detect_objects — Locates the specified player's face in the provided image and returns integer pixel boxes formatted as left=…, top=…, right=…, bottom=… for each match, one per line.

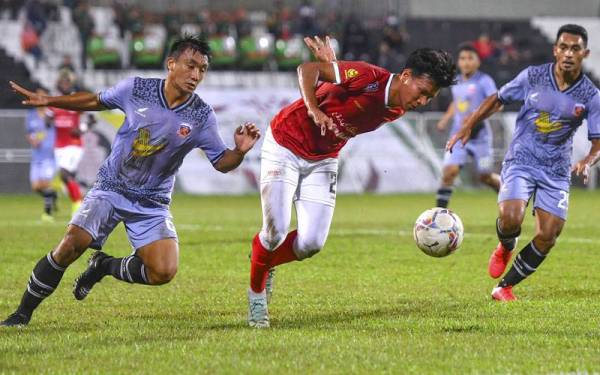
left=457, top=50, right=480, bottom=76
left=398, top=71, right=440, bottom=111
left=167, top=48, right=209, bottom=94
left=553, top=33, right=589, bottom=73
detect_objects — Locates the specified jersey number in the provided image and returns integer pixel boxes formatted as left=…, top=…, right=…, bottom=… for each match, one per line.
left=329, top=172, right=337, bottom=195
left=557, top=191, right=569, bottom=210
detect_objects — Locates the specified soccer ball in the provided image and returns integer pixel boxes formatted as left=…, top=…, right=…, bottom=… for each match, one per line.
left=413, top=208, right=464, bottom=257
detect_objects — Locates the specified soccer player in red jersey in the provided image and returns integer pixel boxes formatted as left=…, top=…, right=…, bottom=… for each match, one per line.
left=51, top=70, right=85, bottom=213
left=247, top=37, right=456, bottom=328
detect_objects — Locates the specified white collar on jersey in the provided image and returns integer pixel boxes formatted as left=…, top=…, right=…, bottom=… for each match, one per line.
left=384, top=74, right=394, bottom=108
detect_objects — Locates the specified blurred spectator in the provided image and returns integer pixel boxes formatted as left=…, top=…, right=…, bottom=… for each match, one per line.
left=1, top=0, right=21, bottom=20
left=342, top=14, right=370, bottom=61
left=377, top=41, right=405, bottom=72
left=472, top=33, right=497, bottom=62
left=112, top=1, right=129, bottom=38
left=163, top=5, right=182, bottom=40
left=498, top=33, right=519, bottom=66
left=296, top=0, right=319, bottom=36
left=21, top=21, right=42, bottom=66
left=58, top=54, right=75, bottom=72
left=382, top=15, right=409, bottom=54
left=127, top=6, right=145, bottom=36
left=267, top=2, right=293, bottom=40
left=25, top=0, right=47, bottom=35
left=233, top=7, right=252, bottom=38
left=72, top=1, right=94, bottom=69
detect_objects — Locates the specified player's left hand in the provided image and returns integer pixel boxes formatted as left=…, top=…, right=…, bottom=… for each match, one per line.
left=304, top=35, right=337, bottom=63
left=446, top=126, right=471, bottom=152
left=234, top=122, right=261, bottom=154
left=572, top=159, right=591, bottom=184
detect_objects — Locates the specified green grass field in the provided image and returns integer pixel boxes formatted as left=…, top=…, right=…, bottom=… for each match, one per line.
left=1, top=191, right=600, bottom=374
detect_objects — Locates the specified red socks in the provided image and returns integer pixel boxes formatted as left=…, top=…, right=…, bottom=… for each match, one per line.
left=250, top=234, right=271, bottom=293
left=270, top=231, right=298, bottom=267
left=65, top=178, right=82, bottom=202
left=249, top=230, right=298, bottom=293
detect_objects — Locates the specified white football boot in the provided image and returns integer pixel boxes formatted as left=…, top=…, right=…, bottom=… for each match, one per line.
left=247, top=288, right=270, bottom=328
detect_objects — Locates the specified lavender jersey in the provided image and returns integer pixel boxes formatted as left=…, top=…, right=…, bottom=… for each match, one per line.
left=26, top=109, right=55, bottom=162
left=96, top=77, right=227, bottom=206
left=498, top=63, right=600, bottom=179
left=450, top=71, right=497, bottom=136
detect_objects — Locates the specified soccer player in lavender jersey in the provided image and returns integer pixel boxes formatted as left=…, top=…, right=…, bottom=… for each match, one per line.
left=435, top=44, right=500, bottom=208
left=25, top=87, right=58, bottom=221
left=1, top=35, right=261, bottom=327
left=448, top=24, right=600, bottom=301
left=247, top=36, right=456, bottom=328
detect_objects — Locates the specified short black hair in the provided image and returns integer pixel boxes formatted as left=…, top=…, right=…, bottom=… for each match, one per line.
left=556, top=24, right=588, bottom=47
left=403, top=48, right=457, bottom=88
left=167, top=34, right=212, bottom=62
left=457, top=43, right=479, bottom=56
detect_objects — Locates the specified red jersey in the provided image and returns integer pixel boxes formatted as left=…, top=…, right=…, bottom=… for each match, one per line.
left=50, top=107, right=82, bottom=148
left=271, top=61, right=405, bottom=160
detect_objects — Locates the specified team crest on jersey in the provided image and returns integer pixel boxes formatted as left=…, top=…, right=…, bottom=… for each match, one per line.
left=177, top=123, right=192, bottom=138
left=345, top=69, right=359, bottom=79
left=467, top=84, right=477, bottom=94
left=573, top=103, right=585, bottom=118
left=364, top=82, right=379, bottom=92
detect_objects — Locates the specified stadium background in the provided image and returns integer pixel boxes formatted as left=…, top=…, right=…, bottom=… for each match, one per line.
left=1, top=0, right=600, bottom=196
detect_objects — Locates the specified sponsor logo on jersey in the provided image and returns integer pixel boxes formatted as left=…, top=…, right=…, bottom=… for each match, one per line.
left=456, top=100, right=470, bottom=113
left=130, top=128, right=167, bottom=157
left=177, top=123, right=192, bottom=138
left=135, top=107, right=148, bottom=117
left=535, top=111, right=562, bottom=134
left=344, top=69, right=359, bottom=79
left=364, top=82, right=379, bottom=92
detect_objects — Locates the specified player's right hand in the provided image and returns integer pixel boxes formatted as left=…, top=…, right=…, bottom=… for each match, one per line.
left=308, top=108, right=336, bottom=136
left=9, top=81, right=49, bottom=106
left=445, top=126, right=471, bottom=152
left=304, top=35, right=337, bottom=63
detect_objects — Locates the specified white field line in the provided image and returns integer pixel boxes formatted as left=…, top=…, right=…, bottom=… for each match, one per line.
left=176, top=224, right=598, bottom=245
left=6, top=222, right=599, bottom=245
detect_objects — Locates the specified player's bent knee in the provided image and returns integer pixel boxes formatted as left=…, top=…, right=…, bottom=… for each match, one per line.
left=295, top=246, right=322, bottom=260
left=499, top=213, right=522, bottom=233
left=147, top=265, right=177, bottom=285
left=260, top=230, right=287, bottom=251
left=535, top=231, right=558, bottom=251
left=294, top=239, right=326, bottom=260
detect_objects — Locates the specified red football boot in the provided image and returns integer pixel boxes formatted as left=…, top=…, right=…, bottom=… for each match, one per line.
left=491, top=286, right=517, bottom=301
left=488, top=242, right=513, bottom=279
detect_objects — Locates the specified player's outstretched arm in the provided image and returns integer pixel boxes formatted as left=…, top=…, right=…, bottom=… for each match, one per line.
left=436, top=101, right=454, bottom=131
left=213, top=123, right=261, bottom=173
left=572, top=139, right=600, bottom=184
left=10, top=81, right=106, bottom=111
left=446, top=93, right=503, bottom=151
left=304, top=35, right=337, bottom=63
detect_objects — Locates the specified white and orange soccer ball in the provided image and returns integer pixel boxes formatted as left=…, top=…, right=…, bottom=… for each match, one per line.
left=413, top=208, right=464, bottom=257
